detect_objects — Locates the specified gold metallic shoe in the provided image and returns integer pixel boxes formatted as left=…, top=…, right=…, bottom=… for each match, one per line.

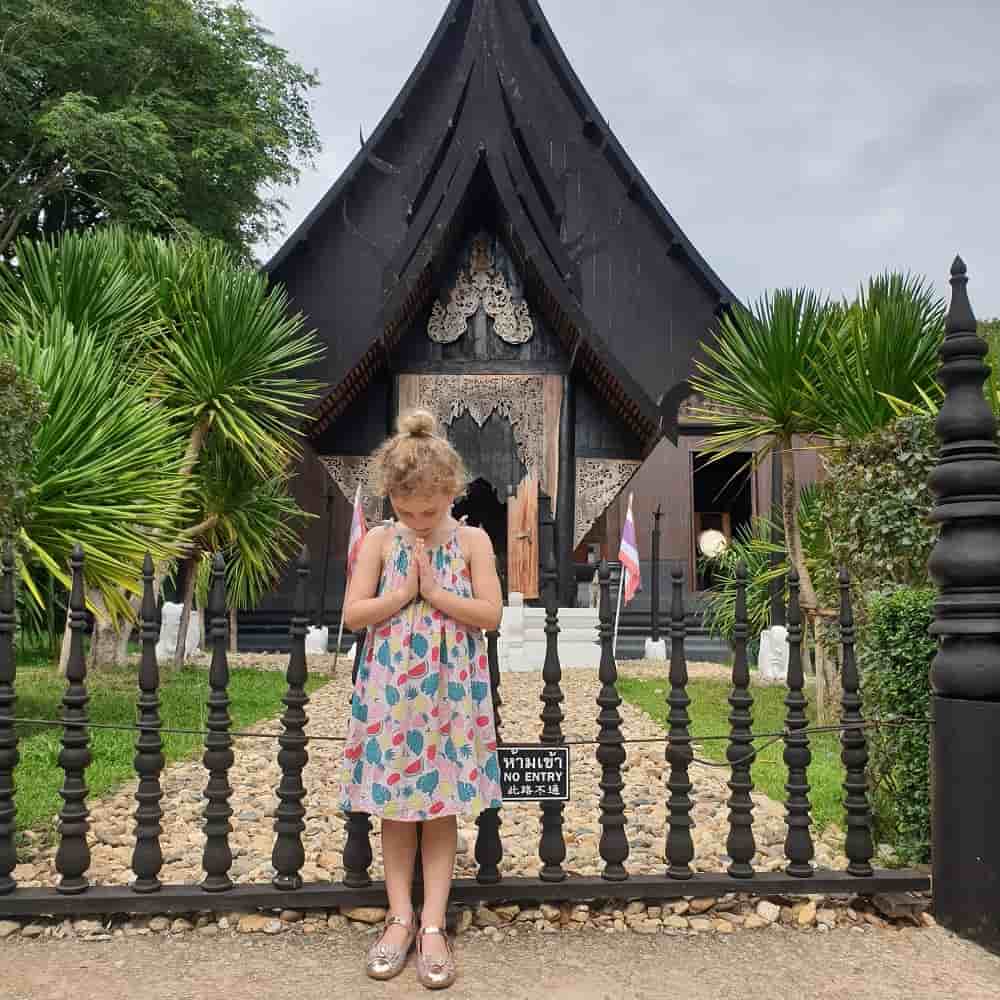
left=365, top=913, right=415, bottom=981
left=416, top=925, right=456, bottom=990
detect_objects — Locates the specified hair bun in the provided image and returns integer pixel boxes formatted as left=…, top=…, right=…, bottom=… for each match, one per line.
left=398, top=408, right=437, bottom=438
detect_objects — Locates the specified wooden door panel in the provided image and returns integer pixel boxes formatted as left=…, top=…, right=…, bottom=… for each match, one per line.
left=507, top=476, right=539, bottom=598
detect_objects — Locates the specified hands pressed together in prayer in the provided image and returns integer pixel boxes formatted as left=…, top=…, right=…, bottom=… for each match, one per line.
left=400, top=538, right=442, bottom=607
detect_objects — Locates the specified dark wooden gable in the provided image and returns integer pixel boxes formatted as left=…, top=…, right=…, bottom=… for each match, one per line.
left=266, top=0, right=735, bottom=450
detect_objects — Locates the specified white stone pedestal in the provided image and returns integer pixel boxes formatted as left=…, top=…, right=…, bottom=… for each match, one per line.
left=644, top=638, right=668, bottom=661
left=499, top=593, right=600, bottom=671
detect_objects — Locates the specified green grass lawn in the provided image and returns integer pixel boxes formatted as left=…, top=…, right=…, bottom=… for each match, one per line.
left=11, top=654, right=327, bottom=850
left=618, top=675, right=845, bottom=831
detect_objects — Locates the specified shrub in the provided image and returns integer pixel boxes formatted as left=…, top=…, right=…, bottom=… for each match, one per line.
left=862, top=587, right=934, bottom=864
left=819, top=413, right=938, bottom=601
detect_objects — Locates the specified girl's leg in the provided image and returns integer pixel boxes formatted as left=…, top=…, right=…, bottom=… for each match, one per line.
left=380, top=818, right=419, bottom=948
left=418, top=815, right=457, bottom=960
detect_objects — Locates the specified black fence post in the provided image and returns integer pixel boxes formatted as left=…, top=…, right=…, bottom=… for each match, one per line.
left=538, top=497, right=566, bottom=882
left=596, top=560, right=629, bottom=881
left=726, top=563, right=756, bottom=877
left=928, top=257, right=1000, bottom=950
left=0, top=544, right=17, bottom=895
left=272, top=548, right=311, bottom=891
left=201, top=553, right=234, bottom=892
left=782, top=570, right=814, bottom=877
left=665, top=566, right=694, bottom=879
left=56, top=544, right=91, bottom=894
left=344, top=630, right=373, bottom=888
left=838, top=568, right=873, bottom=877
left=131, top=553, right=164, bottom=893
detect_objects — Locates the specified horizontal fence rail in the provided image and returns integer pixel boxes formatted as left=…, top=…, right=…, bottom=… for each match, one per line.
left=0, top=519, right=930, bottom=918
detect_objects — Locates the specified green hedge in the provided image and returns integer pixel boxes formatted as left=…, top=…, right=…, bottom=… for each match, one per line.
left=863, top=587, right=935, bottom=865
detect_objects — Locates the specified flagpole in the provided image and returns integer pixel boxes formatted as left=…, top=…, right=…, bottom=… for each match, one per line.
left=613, top=562, right=625, bottom=659
left=613, top=492, right=633, bottom=659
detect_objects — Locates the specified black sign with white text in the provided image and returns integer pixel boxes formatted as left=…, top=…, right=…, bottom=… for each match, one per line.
left=498, top=745, right=570, bottom=802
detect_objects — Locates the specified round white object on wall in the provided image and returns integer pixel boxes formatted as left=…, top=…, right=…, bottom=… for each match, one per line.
left=698, top=528, right=729, bottom=559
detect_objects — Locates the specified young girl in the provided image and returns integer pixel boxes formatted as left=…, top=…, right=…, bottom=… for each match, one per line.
left=338, top=409, right=504, bottom=990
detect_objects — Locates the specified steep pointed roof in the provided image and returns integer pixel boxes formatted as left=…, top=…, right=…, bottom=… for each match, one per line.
left=267, top=0, right=735, bottom=449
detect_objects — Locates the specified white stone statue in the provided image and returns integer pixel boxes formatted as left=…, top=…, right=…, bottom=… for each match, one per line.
left=155, top=602, right=201, bottom=662
left=305, top=626, right=329, bottom=655
left=757, top=624, right=789, bottom=683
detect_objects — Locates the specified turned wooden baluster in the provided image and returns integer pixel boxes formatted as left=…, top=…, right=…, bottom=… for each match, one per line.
left=0, top=544, right=18, bottom=895
left=201, top=553, right=235, bottom=892
left=839, top=569, right=874, bottom=877
left=596, top=560, right=628, bottom=881
left=344, top=628, right=373, bottom=887
left=665, top=566, right=694, bottom=879
left=537, top=501, right=566, bottom=882
left=131, top=553, right=165, bottom=893
left=56, top=545, right=92, bottom=894
left=783, top=569, right=814, bottom=877
left=475, top=622, right=504, bottom=884
left=272, top=548, right=311, bottom=890
left=725, top=563, right=756, bottom=877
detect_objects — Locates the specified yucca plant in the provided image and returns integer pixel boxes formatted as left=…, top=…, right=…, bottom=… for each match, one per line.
left=0, top=228, right=163, bottom=366
left=689, top=288, right=836, bottom=617
left=805, top=273, right=945, bottom=441
left=172, top=437, right=310, bottom=665
left=151, top=240, right=328, bottom=481
left=1, top=314, right=190, bottom=652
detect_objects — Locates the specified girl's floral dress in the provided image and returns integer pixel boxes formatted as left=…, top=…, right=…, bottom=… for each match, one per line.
left=337, top=525, right=503, bottom=821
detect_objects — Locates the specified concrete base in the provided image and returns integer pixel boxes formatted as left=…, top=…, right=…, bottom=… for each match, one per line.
left=643, top=638, right=668, bottom=661
left=933, top=696, right=1000, bottom=954
left=498, top=593, right=600, bottom=672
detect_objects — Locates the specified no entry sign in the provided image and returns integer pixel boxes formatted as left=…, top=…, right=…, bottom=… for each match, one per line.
left=497, top=745, right=570, bottom=802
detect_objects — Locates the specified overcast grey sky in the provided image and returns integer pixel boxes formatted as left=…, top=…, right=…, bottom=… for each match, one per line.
left=244, top=0, right=1000, bottom=316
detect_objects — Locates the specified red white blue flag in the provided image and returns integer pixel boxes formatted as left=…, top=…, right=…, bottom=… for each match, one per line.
left=347, top=483, right=368, bottom=580
left=618, top=493, right=641, bottom=604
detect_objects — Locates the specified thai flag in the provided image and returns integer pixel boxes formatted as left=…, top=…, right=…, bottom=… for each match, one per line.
left=346, top=483, right=368, bottom=580
left=618, top=493, right=641, bottom=605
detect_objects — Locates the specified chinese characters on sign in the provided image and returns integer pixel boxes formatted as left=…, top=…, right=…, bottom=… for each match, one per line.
left=498, top=745, right=570, bottom=802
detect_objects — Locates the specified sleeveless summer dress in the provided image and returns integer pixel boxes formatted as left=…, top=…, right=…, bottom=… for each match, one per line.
left=337, top=526, right=504, bottom=821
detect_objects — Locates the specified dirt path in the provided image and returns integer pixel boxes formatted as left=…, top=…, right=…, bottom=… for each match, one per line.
left=6, top=924, right=999, bottom=1000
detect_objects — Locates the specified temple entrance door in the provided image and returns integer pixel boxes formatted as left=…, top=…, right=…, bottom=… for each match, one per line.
left=452, top=478, right=510, bottom=597
left=507, top=476, right=539, bottom=599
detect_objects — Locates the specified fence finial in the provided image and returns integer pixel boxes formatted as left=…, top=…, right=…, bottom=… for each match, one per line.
left=928, top=256, right=1000, bottom=949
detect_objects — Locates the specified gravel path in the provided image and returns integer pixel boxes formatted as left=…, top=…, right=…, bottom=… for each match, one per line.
left=6, top=924, right=999, bottom=1000
left=15, top=653, right=846, bottom=888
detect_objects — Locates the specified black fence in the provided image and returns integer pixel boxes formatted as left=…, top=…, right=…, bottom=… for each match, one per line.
left=0, top=501, right=929, bottom=918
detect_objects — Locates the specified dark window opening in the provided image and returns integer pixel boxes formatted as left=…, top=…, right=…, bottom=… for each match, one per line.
left=692, top=451, right=753, bottom=590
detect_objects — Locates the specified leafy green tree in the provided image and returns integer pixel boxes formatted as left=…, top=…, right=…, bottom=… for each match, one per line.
left=0, top=0, right=320, bottom=259
left=0, top=357, right=46, bottom=544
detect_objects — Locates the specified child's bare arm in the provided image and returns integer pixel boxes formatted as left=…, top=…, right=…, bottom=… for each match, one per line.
left=343, top=527, right=417, bottom=630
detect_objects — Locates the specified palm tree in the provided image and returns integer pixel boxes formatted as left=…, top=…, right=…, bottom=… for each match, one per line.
left=689, top=288, right=834, bottom=616
left=172, top=436, right=310, bottom=664
left=1, top=312, right=190, bottom=668
left=1, top=227, right=327, bottom=669
left=805, top=273, right=944, bottom=440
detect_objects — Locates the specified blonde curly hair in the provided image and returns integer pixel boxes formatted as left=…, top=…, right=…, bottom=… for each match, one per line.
left=371, top=409, right=468, bottom=498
